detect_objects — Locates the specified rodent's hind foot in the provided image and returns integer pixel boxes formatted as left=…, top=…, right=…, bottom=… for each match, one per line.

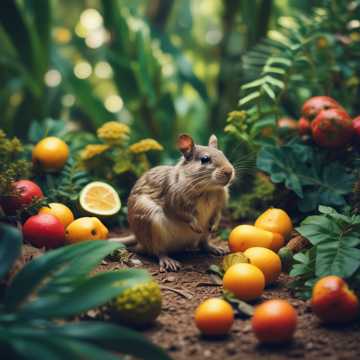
left=202, top=243, right=227, bottom=256
left=159, top=255, right=181, bottom=272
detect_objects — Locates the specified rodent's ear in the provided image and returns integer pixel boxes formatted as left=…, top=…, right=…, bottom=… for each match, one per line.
left=177, top=134, right=194, bottom=160
left=208, top=134, right=218, bottom=149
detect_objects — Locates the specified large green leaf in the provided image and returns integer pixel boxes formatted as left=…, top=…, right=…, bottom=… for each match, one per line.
left=4, top=241, right=121, bottom=310
left=49, top=322, right=170, bottom=360
left=296, top=207, right=360, bottom=279
left=18, top=269, right=150, bottom=319
left=0, top=224, right=22, bottom=280
left=257, top=141, right=355, bottom=212
left=6, top=322, right=170, bottom=360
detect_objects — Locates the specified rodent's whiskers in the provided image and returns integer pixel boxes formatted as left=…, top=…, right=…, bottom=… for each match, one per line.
left=184, top=174, right=211, bottom=195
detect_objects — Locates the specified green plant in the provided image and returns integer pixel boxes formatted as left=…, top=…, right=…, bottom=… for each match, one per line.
left=0, top=0, right=112, bottom=138
left=289, top=206, right=360, bottom=299
left=80, top=121, right=163, bottom=197
left=257, top=139, right=356, bottom=213
left=0, top=130, right=32, bottom=198
left=226, top=0, right=359, bottom=145
left=0, top=223, right=169, bottom=359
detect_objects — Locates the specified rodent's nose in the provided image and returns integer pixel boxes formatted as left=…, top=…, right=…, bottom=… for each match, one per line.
left=223, top=166, right=233, bottom=178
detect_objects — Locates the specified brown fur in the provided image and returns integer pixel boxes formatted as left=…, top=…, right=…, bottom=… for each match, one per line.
left=117, top=134, right=235, bottom=271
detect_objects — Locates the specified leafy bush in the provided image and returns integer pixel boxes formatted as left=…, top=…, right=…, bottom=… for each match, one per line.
left=0, top=223, right=169, bottom=359
left=257, top=139, right=356, bottom=212
left=289, top=206, right=360, bottom=299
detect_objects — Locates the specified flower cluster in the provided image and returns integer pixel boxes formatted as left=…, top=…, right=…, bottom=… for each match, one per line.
left=81, top=144, right=110, bottom=160
left=97, top=121, right=130, bottom=144
left=129, top=139, right=163, bottom=154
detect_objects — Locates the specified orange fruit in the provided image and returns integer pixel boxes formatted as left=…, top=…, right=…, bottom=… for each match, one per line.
left=252, top=299, right=297, bottom=343
left=32, top=136, right=69, bottom=171
left=244, top=247, right=282, bottom=285
left=311, top=276, right=359, bottom=324
left=228, top=225, right=283, bottom=252
left=255, top=208, right=293, bottom=240
left=223, top=263, right=265, bottom=301
left=39, top=202, right=74, bottom=228
left=194, top=298, right=234, bottom=336
left=65, top=217, right=109, bottom=244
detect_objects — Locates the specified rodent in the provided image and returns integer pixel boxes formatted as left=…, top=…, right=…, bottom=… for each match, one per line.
left=111, top=134, right=235, bottom=272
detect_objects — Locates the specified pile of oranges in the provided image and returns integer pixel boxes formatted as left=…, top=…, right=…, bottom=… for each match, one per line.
left=194, top=208, right=359, bottom=344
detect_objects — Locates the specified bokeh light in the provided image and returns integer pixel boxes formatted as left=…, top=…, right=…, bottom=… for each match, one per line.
left=80, top=8, right=103, bottom=30
left=74, top=62, right=92, bottom=79
left=95, top=61, right=113, bottom=79
left=44, top=69, right=62, bottom=87
left=62, top=94, right=76, bottom=107
left=105, top=95, right=123, bottom=113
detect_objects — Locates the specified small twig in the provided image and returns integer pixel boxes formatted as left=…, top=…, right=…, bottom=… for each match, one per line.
left=160, top=285, right=193, bottom=300
left=195, top=282, right=221, bottom=287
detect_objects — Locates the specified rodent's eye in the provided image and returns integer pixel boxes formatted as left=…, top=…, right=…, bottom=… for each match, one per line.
left=200, top=155, right=211, bottom=164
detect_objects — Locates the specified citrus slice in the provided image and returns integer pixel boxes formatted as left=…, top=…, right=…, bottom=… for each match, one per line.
left=79, top=181, right=121, bottom=216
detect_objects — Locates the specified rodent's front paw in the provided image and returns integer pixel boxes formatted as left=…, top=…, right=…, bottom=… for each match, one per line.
left=190, top=220, right=203, bottom=234
left=209, top=224, right=218, bottom=233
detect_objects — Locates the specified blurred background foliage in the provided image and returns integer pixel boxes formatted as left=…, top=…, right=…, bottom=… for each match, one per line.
left=1, top=0, right=359, bottom=222
left=1, top=0, right=344, bottom=152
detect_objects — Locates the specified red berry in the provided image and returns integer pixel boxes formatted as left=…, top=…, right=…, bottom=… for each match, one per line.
left=298, top=117, right=311, bottom=135
left=302, top=96, right=345, bottom=121
left=311, top=108, right=353, bottom=148
left=0, top=180, right=43, bottom=214
left=22, top=214, right=65, bottom=249
left=353, top=116, right=360, bottom=138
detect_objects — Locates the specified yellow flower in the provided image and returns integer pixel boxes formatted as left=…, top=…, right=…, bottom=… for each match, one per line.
left=97, top=121, right=130, bottom=144
left=129, top=139, right=163, bottom=154
left=81, top=144, right=110, bottom=160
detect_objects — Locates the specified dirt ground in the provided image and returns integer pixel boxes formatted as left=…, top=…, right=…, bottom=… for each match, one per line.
left=20, top=236, right=360, bottom=360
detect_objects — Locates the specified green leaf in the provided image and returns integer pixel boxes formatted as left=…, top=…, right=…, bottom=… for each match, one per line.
left=239, top=91, right=260, bottom=106
left=5, top=241, right=122, bottom=310
left=48, top=322, right=170, bottom=360
left=241, top=78, right=265, bottom=90
left=17, top=269, right=150, bottom=319
left=0, top=224, right=22, bottom=280
left=262, top=83, right=276, bottom=100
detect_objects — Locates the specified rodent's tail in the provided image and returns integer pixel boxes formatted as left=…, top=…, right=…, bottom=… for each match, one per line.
left=109, top=234, right=137, bottom=246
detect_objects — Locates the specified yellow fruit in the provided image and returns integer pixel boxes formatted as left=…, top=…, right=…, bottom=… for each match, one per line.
left=65, top=217, right=109, bottom=244
left=111, top=280, right=162, bottom=327
left=39, top=203, right=74, bottom=228
left=228, top=225, right=283, bottom=252
left=255, top=208, right=293, bottom=239
left=79, top=181, right=121, bottom=217
left=223, top=263, right=265, bottom=301
left=195, top=298, right=234, bottom=336
left=32, top=136, right=69, bottom=172
left=244, top=247, right=282, bottom=285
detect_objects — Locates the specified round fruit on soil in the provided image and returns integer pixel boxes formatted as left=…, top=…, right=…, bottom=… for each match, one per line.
left=301, top=96, right=344, bottom=121
left=252, top=299, right=297, bottom=343
left=311, top=108, right=353, bottom=148
left=65, top=217, right=109, bottom=244
left=23, top=213, right=65, bottom=249
left=0, top=180, right=43, bottom=215
left=195, top=298, right=234, bottom=336
left=111, top=279, right=162, bottom=327
left=311, top=276, right=359, bottom=324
